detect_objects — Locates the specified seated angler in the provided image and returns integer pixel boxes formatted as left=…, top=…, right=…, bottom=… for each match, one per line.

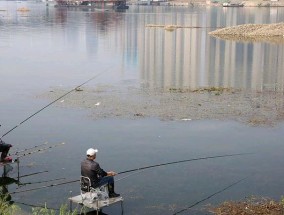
left=81, top=148, right=120, bottom=198
left=0, top=139, right=12, bottom=162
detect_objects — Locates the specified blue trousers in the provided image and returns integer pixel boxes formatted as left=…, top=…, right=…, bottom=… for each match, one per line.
left=97, top=176, right=114, bottom=187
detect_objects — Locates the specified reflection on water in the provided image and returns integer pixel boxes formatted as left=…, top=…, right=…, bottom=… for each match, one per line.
left=1, top=4, right=284, bottom=93
left=139, top=10, right=284, bottom=91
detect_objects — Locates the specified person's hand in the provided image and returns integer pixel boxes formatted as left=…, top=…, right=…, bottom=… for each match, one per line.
left=108, top=171, right=117, bottom=176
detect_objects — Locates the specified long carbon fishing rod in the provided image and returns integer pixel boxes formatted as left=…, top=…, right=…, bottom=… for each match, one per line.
left=11, top=179, right=79, bottom=194
left=14, top=201, right=59, bottom=211
left=15, top=142, right=65, bottom=159
left=12, top=142, right=48, bottom=156
left=18, top=177, right=66, bottom=186
left=117, top=153, right=252, bottom=175
left=19, top=170, right=48, bottom=178
left=115, top=169, right=146, bottom=182
left=173, top=176, right=249, bottom=215
left=10, top=153, right=252, bottom=194
left=1, top=70, right=106, bottom=139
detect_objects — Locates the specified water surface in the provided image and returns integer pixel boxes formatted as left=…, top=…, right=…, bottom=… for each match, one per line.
left=1, top=2, right=284, bottom=214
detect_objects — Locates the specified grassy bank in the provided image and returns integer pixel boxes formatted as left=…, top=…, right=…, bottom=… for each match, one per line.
left=0, top=197, right=82, bottom=215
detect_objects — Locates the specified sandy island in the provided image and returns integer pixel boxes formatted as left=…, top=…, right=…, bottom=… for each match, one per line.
left=209, top=22, right=284, bottom=43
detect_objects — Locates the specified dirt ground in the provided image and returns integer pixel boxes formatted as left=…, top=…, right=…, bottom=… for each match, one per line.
left=38, top=85, right=284, bottom=127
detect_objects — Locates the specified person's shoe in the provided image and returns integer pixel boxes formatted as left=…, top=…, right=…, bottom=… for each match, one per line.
left=109, top=192, right=120, bottom=198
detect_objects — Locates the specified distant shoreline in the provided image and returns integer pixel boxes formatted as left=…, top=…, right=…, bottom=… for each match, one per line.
left=129, top=0, right=284, bottom=7
left=49, top=0, right=284, bottom=8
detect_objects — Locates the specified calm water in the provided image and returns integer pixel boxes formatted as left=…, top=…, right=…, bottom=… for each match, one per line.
left=1, top=1, right=284, bottom=214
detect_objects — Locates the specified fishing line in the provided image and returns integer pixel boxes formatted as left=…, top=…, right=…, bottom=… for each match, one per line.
left=173, top=176, right=249, bottom=215
left=1, top=69, right=108, bottom=139
left=117, top=153, right=252, bottom=175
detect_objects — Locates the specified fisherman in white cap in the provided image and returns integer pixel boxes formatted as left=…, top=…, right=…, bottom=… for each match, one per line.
left=81, top=148, right=120, bottom=198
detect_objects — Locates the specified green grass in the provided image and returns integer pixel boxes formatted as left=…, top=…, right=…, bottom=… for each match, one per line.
left=0, top=197, right=86, bottom=215
left=31, top=204, right=81, bottom=215
left=0, top=196, right=20, bottom=215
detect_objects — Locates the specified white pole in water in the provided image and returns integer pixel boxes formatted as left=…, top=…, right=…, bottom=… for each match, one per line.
left=121, top=201, right=124, bottom=214
left=96, top=200, right=99, bottom=215
left=69, top=191, right=73, bottom=212
left=17, top=158, right=20, bottom=184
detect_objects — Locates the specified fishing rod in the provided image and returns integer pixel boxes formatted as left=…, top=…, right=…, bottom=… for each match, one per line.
left=10, top=153, right=252, bottom=194
left=173, top=176, right=249, bottom=215
left=12, top=142, right=49, bottom=156
left=19, top=170, right=48, bottom=178
left=18, top=177, right=66, bottom=186
left=15, top=142, right=65, bottom=159
left=10, top=179, right=80, bottom=194
left=14, top=201, right=60, bottom=210
left=115, top=169, right=146, bottom=182
left=1, top=70, right=107, bottom=139
left=117, top=153, right=252, bottom=175
left=0, top=176, right=64, bottom=187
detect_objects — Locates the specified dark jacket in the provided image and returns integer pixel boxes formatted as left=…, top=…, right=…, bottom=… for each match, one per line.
left=0, top=140, right=11, bottom=152
left=81, top=159, right=107, bottom=187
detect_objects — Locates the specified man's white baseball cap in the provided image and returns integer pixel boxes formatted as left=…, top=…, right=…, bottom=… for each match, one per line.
left=86, top=148, right=98, bottom=156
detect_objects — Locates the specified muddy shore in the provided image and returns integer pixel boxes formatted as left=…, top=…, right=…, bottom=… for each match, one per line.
left=38, top=86, right=284, bottom=126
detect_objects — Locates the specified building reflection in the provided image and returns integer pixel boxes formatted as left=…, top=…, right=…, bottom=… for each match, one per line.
left=138, top=8, right=284, bottom=92
left=46, top=5, right=284, bottom=92
left=5, top=2, right=283, bottom=92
